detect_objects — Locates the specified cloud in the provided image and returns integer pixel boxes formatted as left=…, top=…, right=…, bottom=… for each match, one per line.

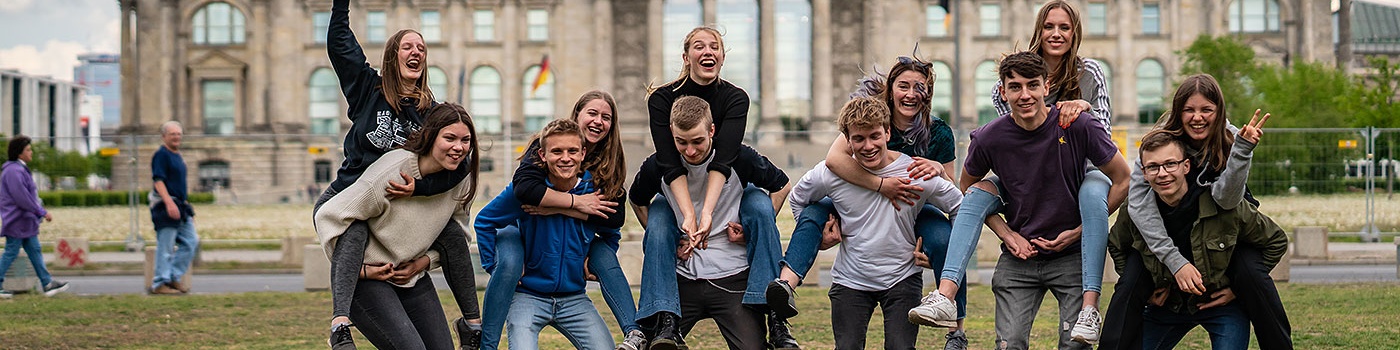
left=0, top=40, right=89, bottom=80
left=0, top=0, right=35, bottom=14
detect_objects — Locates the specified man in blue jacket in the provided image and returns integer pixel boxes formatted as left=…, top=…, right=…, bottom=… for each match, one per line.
left=150, top=121, right=200, bottom=295
left=0, top=135, right=68, bottom=298
left=474, top=119, right=615, bottom=350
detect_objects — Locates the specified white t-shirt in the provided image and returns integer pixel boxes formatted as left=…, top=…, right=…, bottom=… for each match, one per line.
left=660, top=152, right=749, bottom=280
left=789, top=153, right=962, bottom=291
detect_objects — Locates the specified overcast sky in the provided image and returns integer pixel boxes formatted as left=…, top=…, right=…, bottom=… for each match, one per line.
left=0, top=0, right=120, bottom=81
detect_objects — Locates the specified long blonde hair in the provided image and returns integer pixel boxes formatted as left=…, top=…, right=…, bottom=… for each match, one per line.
left=646, top=26, right=726, bottom=97
left=1027, top=0, right=1085, bottom=101
left=381, top=29, right=434, bottom=114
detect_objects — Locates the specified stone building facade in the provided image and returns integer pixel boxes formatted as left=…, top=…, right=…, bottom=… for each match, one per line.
left=1, top=70, right=87, bottom=153
left=116, top=0, right=1336, bottom=203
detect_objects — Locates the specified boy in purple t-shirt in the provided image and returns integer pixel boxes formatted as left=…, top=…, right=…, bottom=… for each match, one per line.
left=908, top=51, right=1132, bottom=349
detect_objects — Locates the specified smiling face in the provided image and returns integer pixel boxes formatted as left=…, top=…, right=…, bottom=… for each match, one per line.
left=671, top=123, right=715, bottom=165
left=396, top=32, right=426, bottom=82
left=429, top=122, right=471, bottom=172
left=890, top=70, right=929, bottom=122
left=1040, top=8, right=1074, bottom=60
left=683, top=29, right=724, bottom=85
left=1180, top=93, right=1218, bottom=144
left=161, top=123, right=183, bottom=151
left=1141, top=141, right=1191, bottom=205
left=540, top=133, right=585, bottom=183
left=845, top=124, right=892, bottom=170
left=575, top=98, right=614, bottom=147
left=1000, top=70, right=1049, bottom=124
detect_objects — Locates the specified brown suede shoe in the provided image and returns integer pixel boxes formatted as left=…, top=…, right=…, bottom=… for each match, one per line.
left=151, top=284, right=182, bottom=295
left=169, top=281, right=190, bottom=293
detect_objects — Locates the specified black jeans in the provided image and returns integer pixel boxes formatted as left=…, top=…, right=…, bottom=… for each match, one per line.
left=350, top=277, right=455, bottom=350
left=676, top=270, right=767, bottom=350
left=1102, top=245, right=1292, bottom=350
left=829, top=273, right=923, bottom=350
left=317, top=187, right=481, bottom=322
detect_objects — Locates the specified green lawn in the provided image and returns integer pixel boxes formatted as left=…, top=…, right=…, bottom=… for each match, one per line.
left=0, top=283, right=1396, bottom=349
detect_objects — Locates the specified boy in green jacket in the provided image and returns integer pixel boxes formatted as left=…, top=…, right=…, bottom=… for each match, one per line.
left=1108, top=130, right=1288, bottom=349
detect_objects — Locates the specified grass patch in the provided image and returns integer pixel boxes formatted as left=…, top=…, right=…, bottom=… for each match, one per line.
left=0, top=283, right=1396, bottom=349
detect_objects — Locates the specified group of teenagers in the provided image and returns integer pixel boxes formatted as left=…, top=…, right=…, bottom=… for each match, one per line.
left=309, top=0, right=1294, bottom=349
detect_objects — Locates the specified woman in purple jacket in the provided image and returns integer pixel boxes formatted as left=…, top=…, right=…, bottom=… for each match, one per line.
left=0, top=136, right=69, bottom=298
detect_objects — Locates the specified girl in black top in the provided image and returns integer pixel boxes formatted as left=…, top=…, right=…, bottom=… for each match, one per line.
left=320, top=0, right=481, bottom=348
left=642, top=26, right=800, bottom=349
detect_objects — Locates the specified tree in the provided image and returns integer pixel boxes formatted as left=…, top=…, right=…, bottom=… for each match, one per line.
left=1347, top=56, right=1400, bottom=128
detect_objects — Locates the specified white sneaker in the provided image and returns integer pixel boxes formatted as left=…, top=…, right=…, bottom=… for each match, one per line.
left=1070, top=306, right=1102, bottom=345
left=616, top=329, right=647, bottom=350
left=907, top=292, right=959, bottom=328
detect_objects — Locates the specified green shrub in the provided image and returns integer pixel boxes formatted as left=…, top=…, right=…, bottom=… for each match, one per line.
left=36, top=190, right=212, bottom=207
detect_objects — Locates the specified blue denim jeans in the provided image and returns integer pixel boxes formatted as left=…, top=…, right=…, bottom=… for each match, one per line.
left=0, top=236, right=52, bottom=287
left=505, top=292, right=615, bottom=350
left=785, top=198, right=968, bottom=319
left=480, top=225, right=639, bottom=350
left=940, top=171, right=1111, bottom=294
left=151, top=220, right=199, bottom=291
left=1142, top=303, right=1250, bottom=350
left=636, top=184, right=782, bottom=321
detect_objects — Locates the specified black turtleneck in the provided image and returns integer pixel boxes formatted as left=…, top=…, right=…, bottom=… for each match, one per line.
left=646, top=77, right=752, bottom=184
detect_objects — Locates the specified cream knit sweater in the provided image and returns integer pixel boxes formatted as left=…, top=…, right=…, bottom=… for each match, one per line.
left=314, top=149, right=472, bottom=287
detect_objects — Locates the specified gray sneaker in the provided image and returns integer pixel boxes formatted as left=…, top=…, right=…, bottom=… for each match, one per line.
left=943, top=330, right=967, bottom=350
left=908, top=292, right=958, bottom=328
left=42, top=281, right=69, bottom=297
left=617, top=329, right=647, bottom=350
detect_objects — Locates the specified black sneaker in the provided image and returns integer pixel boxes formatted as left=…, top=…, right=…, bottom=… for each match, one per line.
left=943, top=329, right=968, bottom=350
left=648, top=312, right=688, bottom=350
left=330, top=323, right=356, bottom=350
left=42, top=281, right=70, bottom=297
left=767, top=311, right=801, bottom=350
left=455, top=317, right=482, bottom=350
left=765, top=279, right=799, bottom=318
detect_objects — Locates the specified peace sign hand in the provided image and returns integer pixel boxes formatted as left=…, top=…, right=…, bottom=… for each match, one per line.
left=1238, top=109, right=1272, bottom=144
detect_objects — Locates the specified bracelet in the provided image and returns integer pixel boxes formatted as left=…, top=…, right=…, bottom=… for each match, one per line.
left=569, top=194, right=575, bottom=208
left=877, top=177, right=884, bottom=192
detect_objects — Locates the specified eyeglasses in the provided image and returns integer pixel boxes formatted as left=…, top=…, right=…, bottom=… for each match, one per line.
left=1142, top=159, right=1186, bottom=175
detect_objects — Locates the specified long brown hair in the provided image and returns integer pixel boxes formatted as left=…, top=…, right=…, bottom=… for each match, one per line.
left=572, top=90, right=626, bottom=201
left=1028, top=0, right=1085, bottom=100
left=647, top=26, right=726, bottom=96
left=880, top=57, right=935, bottom=152
left=381, top=29, right=434, bottom=114
left=1160, top=74, right=1233, bottom=171
left=404, top=103, right=479, bottom=208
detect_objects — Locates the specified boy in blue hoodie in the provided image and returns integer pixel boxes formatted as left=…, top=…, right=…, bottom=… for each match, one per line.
left=474, top=119, right=616, bottom=350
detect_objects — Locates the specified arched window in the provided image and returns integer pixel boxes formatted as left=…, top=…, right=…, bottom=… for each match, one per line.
left=931, top=62, right=953, bottom=120
left=775, top=0, right=812, bottom=132
left=662, top=0, right=703, bottom=78
left=974, top=60, right=998, bottom=125
left=1136, top=59, right=1166, bottom=124
left=197, top=160, right=231, bottom=192
left=522, top=65, right=554, bottom=133
left=192, top=2, right=246, bottom=45
left=717, top=0, right=761, bottom=129
left=1229, top=0, right=1281, bottom=33
left=470, top=66, right=502, bottom=134
left=309, top=68, right=340, bottom=136
left=427, top=66, right=448, bottom=103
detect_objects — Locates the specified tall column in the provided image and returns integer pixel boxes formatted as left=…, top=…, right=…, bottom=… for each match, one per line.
left=1116, top=0, right=1134, bottom=123
left=809, top=0, right=833, bottom=143
left=503, top=1, right=520, bottom=135
left=250, top=0, right=269, bottom=130
left=120, top=0, right=138, bottom=132
left=594, top=0, right=615, bottom=93
left=757, top=0, right=781, bottom=147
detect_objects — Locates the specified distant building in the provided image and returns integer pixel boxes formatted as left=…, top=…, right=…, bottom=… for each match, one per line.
left=0, top=69, right=86, bottom=153
left=74, top=53, right=121, bottom=132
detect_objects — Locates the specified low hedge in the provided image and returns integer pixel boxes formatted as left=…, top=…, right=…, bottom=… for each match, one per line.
left=37, top=191, right=215, bottom=207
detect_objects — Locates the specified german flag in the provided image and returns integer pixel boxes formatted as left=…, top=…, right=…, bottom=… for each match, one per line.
left=530, top=55, right=551, bottom=97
